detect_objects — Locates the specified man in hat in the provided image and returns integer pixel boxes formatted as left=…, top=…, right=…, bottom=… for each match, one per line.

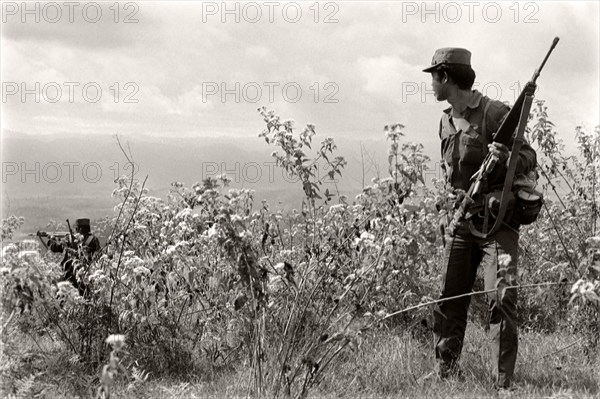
left=48, top=218, right=101, bottom=295
left=422, top=48, right=537, bottom=389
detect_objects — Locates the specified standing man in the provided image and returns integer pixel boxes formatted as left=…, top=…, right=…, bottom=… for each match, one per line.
left=422, top=48, right=537, bottom=389
left=47, top=218, right=100, bottom=296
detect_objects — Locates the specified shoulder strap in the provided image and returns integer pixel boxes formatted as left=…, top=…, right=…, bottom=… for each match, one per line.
left=480, top=97, right=493, bottom=147
left=83, top=235, right=93, bottom=246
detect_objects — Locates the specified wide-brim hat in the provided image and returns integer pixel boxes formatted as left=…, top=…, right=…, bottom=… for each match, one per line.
left=423, top=47, right=471, bottom=72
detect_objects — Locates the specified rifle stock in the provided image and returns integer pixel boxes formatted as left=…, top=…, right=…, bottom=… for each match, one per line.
left=492, top=82, right=536, bottom=145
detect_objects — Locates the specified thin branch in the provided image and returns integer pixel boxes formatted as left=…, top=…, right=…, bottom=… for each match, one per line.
left=367, top=281, right=568, bottom=329
left=541, top=201, right=578, bottom=270
left=102, top=135, right=137, bottom=252
left=523, top=336, right=586, bottom=365
left=539, top=166, right=585, bottom=238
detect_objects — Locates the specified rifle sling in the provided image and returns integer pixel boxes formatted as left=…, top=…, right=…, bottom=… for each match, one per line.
left=481, top=98, right=493, bottom=148
left=468, top=93, right=534, bottom=238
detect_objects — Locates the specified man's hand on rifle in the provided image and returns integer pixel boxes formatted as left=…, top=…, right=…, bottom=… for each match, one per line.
left=488, top=142, right=511, bottom=167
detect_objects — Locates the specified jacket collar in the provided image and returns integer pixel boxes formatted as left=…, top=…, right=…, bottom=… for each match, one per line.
left=443, top=90, right=482, bottom=116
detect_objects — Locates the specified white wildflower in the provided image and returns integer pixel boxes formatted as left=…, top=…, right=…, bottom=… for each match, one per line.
left=268, top=275, right=285, bottom=292
left=360, top=232, right=375, bottom=242
left=274, top=262, right=285, bottom=272
left=175, top=208, right=192, bottom=219
left=207, top=225, right=218, bottom=238
left=571, top=279, right=585, bottom=294
left=586, top=236, right=600, bottom=248
left=582, top=282, right=595, bottom=294
left=89, top=269, right=105, bottom=281
left=105, top=334, right=126, bottom=349
left=279, top=250, right=295, bottom=258
left=3, top=244, right=18, bottom=255
left=498, top=254, right=512, bottom=267
left=134, top=266, right=151, bottom=276
left=57, top=281, right=80, bottom=298
left=329, top=204, right=346, bottom=213
left=124, top=256, right=144, bottom=268
left=343, top=273, right=356, bottom=284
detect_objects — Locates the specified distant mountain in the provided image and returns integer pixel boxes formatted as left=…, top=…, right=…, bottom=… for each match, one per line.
left=1, top=129, right=439, bottom=235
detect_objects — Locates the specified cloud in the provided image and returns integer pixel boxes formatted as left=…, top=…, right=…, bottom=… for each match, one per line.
left=245, top=45, right=272, bottom=59
left=167, top=85, right=214, bottom=116
left=1, top=2, right=147, bottom=49
left=1, top=1, right=597, bottom=150
left=357, top=56, right=420, bottom=99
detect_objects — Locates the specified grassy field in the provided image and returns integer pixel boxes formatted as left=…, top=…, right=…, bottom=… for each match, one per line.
left=7, top=322, right=598, bottom=399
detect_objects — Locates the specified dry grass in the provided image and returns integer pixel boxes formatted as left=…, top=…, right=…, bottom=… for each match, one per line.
left=108, top=324, right=599, bottom=398
left=314, top=323, right=599, bottom=399
left=5, top=323, right=598, bottom=398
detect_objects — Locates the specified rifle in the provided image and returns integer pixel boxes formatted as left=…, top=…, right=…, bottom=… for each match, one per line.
left=33, top=231, right=71, bottom=239
left=448, top=37, right=560, bottom=238
left=30, top=231, right=70, bottom=249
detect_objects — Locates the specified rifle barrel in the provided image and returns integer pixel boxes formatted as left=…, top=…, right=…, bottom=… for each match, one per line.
left=532, top=37, right=560, bottom=83
left=66, top=219, right=75, bottom=242
left=494, top=37, right=559, bottom=144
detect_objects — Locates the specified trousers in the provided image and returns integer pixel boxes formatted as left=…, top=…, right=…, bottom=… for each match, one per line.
left=63, top=258, right=88, bottom=296
left=433, top=221, right=519, bottom=388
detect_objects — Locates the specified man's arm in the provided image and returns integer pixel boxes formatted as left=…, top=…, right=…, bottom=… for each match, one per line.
left=489, top=140, right=537, bottom=175
left=48, top=239, right=64, bottom=253
left=89, top=236, right=101, bottom=253
left=513, top=140, right=537, bottom=175
left=487, top=103, right=537, bottom=177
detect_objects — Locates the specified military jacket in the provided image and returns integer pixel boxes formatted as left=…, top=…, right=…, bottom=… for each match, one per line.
left=439, top=90, right=537, bottom=192
left=49, top=234, right=100, bottom=264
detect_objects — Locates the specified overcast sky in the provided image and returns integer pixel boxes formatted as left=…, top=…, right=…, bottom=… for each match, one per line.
left=2, top=1, right=599, bottom=155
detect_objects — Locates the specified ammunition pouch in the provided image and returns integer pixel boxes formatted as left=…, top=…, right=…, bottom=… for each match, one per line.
left=511, top=187, right=543, bottom=225
left=473, top=188, right=543, bottom=228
